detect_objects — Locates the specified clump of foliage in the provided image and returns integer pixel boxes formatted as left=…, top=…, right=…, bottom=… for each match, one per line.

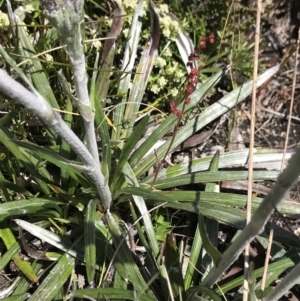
left=0, top=0, right=300, bottom=301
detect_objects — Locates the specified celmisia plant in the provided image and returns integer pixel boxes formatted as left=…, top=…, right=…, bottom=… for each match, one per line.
left=0, top=0, right=300, bottom=300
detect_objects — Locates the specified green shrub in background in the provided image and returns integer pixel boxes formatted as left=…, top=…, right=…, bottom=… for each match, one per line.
left=0, top=0, right=300, bottom=300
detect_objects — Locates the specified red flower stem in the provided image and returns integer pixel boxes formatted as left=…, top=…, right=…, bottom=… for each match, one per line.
left=151, top=101, right=187, bottom=187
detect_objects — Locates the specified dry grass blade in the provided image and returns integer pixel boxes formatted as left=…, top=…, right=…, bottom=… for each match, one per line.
left=244, top=1, right=262, bottom=299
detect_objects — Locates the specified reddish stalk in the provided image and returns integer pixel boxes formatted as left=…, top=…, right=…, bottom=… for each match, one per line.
left=151, top=47, right=207, bottom=187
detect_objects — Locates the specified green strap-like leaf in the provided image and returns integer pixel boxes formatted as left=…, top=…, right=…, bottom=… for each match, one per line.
left=248, top=261, right=258, bottom=301
left=0, top=199, right=64, bottom=222
left=111, top=115, right=150, bottom=192
left=14, top=219, right=85, bottom=261
left=120, top=1, right=160, bottom=140
left=27, top=254, right=74, bottom=301
left=184, top=152, right=220, bottom=288
left=162, top=148, right=293, bottom=180
left=117, top=188, right=300, bottom=216
left=4, top=7, right=59, bottom=109
left=165, top=233, right=185, bottom=300
left=198, top=216, right=222, bottom=267
left=112, top=0, right=144, bottom=140
left=3, top=293, right=31, bottom=301
left=200, top=152, right=220, bottom=278
left=13, top=140, right=88, bottom=173
left=0, top=242, right=20, bottom=271
left=0, top=127, right=51, bottom=195
left=0, top=222, right=39, bottom=283
left=122, top=163, right=159, bottom=257
left=73, top=287, right=155, bottom=301
left=145, top=170, right=279, bottom=190
left=105, top=211, right=153, bottom=296
left=84, top=199, right=97, bottom=285
left=12, top=262, right=43, bottom=296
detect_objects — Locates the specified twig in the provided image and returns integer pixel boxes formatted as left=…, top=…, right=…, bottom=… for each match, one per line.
left=261, top=28, right=300, bottom=301
left=260, top=107, right=300, bottom=122
left=243, top=0, right=262, bottom=299
left=19, top=227, right=50, bottom=261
